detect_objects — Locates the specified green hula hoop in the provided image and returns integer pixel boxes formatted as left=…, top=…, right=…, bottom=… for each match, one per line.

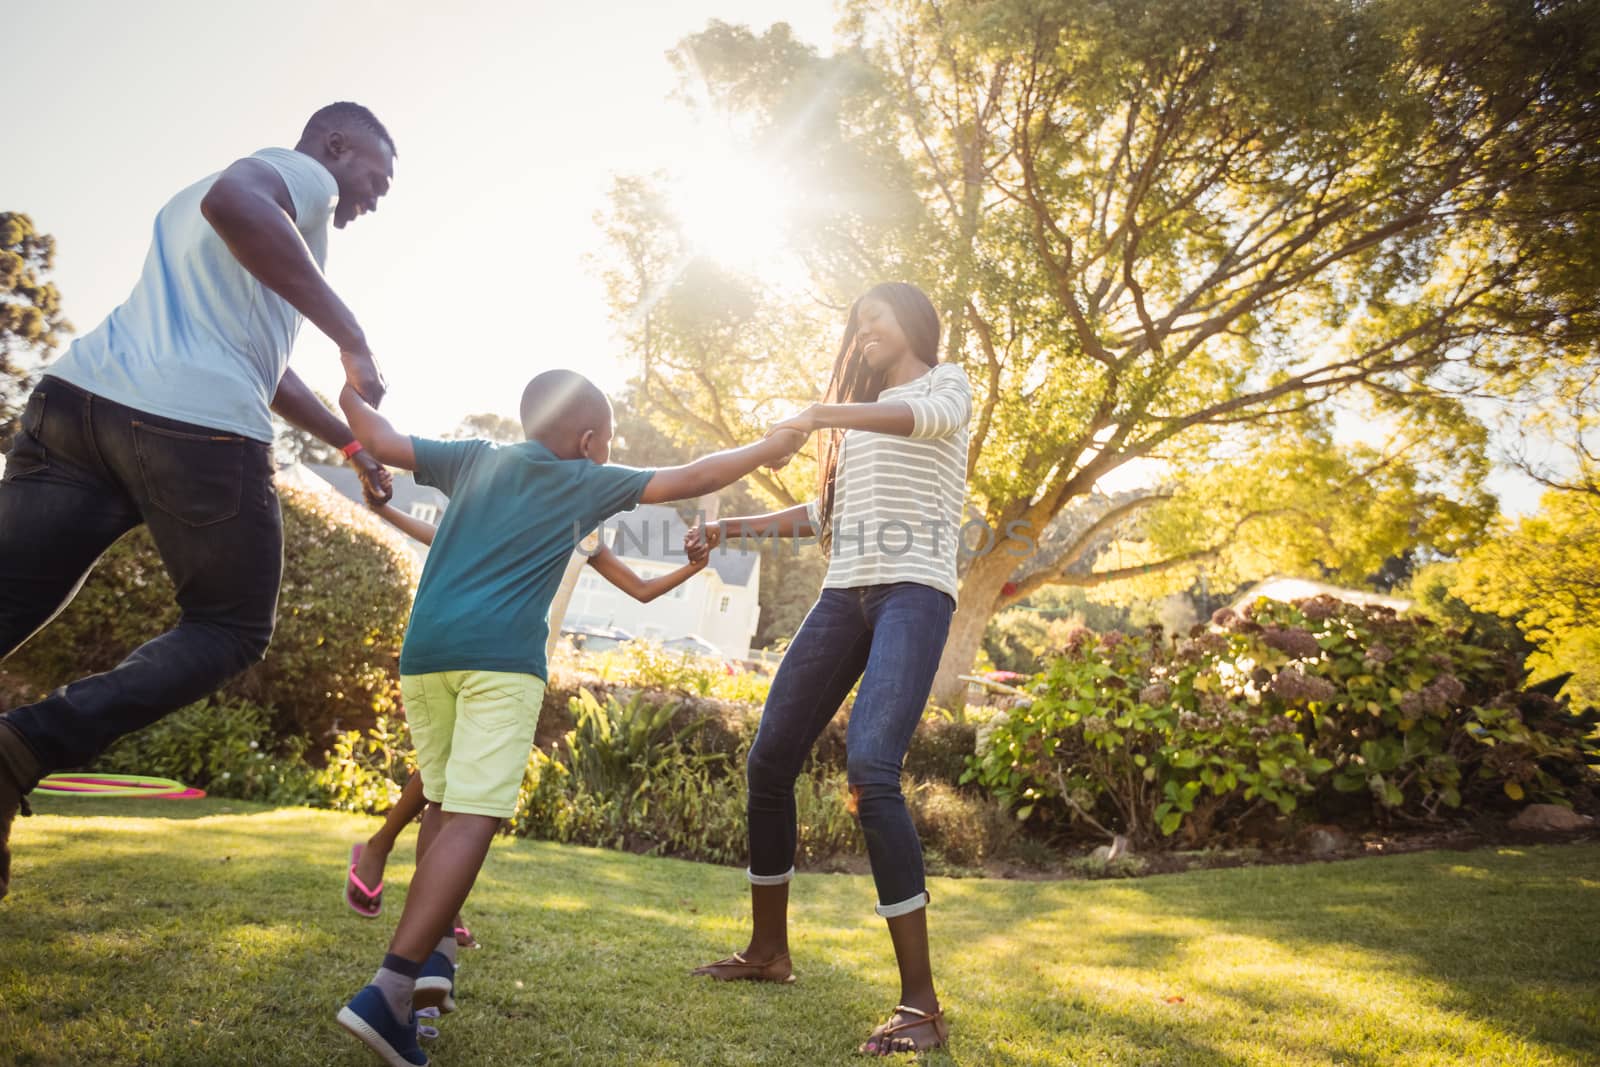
left=36, top=773, right=206, bottom=799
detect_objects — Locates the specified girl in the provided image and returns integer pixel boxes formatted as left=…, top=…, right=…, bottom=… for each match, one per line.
left=344, top=501, right=712, bottom=947
left=689, top=282, right=971, bottom=1056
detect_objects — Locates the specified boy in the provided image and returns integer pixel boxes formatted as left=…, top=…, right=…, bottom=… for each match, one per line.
left=334, top=368, right=801, bottom=1066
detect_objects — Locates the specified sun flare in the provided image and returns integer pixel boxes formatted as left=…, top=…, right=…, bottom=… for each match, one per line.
left=669, top=145, right=795, bottom=274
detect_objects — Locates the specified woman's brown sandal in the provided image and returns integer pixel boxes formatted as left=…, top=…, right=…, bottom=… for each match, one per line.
left=858, top=1004, right=948, bottom=1056
left=689, top=951, right=796, bottom=983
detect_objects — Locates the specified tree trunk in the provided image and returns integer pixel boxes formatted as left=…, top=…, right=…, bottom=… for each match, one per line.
left=929, top=548, right=1019, bottom=711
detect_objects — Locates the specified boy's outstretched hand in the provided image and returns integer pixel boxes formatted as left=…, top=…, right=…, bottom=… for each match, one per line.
left=684, top=527, right=712, bottom=566
left=685, top=521, right=722, bottom=561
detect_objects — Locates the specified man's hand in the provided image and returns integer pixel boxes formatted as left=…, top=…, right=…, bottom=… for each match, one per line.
left=765, top=426, right=805, bottom=471
left=342, top=349, right=387, bottom=407
left=352, top=450, right=394, bottom=506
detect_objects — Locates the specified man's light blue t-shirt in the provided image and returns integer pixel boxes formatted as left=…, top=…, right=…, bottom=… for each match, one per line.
left=398, top=437, right=656, bottom=682
left=48, top=147, right=338, bottom=442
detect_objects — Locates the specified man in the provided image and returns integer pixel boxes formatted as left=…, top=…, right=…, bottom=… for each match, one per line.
left=0, top=101, right=400, bottom=900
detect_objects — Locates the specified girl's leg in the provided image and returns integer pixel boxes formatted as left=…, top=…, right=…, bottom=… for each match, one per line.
left=693, top=589, right=871, bottom=976
left=848, top=583, right=954, bottom=1054
left=352, top=771, right=427, bottom=895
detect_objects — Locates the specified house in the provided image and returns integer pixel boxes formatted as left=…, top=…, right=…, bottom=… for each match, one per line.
left=303, top=465, right=762, bottom=658
left=568, top=503, right=762, bottom=659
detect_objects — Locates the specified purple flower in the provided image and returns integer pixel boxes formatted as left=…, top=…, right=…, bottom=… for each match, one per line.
left=1268, top=668, right=1338, bottom=705
left=1297, top=595, right=1339, bottom=622
left=1140, top=682, right=1172, bottom=706
left=1211, top=608, right=1242, bottom=630
left=1099, top=630, right=1126, bottom=650
left=1363, top=642, right=1394, bottom=666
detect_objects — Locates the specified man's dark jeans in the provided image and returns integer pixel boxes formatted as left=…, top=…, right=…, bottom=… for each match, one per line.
left=0, top=376, right=282, bottom=777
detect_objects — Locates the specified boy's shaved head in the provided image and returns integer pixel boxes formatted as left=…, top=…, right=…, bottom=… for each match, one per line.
left=519, top=369, right=612, bottom=444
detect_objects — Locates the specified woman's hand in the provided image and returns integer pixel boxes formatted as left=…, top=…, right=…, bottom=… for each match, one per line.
left=764, top=426, right=805, bottom=471
left=768, top=403, right=823, bottom=440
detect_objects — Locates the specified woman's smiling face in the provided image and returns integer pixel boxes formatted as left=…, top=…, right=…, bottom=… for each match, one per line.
left=856, top=297, right=910, bottom=371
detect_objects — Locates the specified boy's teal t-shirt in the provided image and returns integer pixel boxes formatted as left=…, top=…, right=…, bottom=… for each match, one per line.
left=398, top=437, right=655, bottom=681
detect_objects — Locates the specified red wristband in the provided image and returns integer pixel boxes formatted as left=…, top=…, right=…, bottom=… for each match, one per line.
left=341, top=440, right=365, bottom=459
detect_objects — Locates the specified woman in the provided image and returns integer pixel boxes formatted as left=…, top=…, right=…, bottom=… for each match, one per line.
left=689, top=282, right=971, bottom=1056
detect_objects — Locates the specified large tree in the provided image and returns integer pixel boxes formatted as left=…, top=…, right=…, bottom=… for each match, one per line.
left=604, top=0, right=1600, bottom=705
left=1, top=212, right=72, bottom=443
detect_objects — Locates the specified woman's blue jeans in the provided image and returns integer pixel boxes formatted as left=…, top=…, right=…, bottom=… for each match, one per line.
left=746, top=582, right=954, bottom=916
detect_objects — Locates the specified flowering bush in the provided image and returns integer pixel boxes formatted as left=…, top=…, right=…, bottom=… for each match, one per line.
left=965, top=596, right=1598, bottom=846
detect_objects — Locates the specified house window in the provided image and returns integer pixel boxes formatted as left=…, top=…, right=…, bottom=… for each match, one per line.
left=410, top=503, right=440, bottom=524
left=719, top=595, right=731, bottom=614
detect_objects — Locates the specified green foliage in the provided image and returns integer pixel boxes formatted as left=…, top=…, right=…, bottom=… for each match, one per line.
left=606, top=0, right=1600, bottom=706
left=966, top=597, right=1599, bottom=846
left=1450, top=491, right=1600, bottom=709
left=313, top=714, right=413, bottom=815
left=4, top=482, right=418, bottom=744
left=587, top=640, right=773, bottom=704
left=97, top=698, right=317, bottom=805
left=1, top=212, right=72, bottom=441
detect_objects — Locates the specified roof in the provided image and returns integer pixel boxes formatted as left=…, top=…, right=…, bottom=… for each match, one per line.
left=607, top=504, right=758, bottom=588
left=1228, top=575, right=1412, bottom=613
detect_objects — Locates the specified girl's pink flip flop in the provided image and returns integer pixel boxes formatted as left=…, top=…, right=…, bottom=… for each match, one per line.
left=345, top=843, right=382, bottom=918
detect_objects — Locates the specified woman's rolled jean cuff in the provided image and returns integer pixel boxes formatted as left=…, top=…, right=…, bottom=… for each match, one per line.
left=875, top=890, right=929, bottom=918
left=747, top=866, right=795, bottom=886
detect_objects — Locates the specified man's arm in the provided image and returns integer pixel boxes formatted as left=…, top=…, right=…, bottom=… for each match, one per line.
left=200, top=157, right=385, bottom=404
left=272, top=369, right=393, bottom=504
left=339, top=384, right=417, bottom=470
left=638, top=430, right=803, bottom=505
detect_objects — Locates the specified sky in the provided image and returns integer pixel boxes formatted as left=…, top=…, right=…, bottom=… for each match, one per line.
left=5, top=0, right=1544, bottom=513
left=4, top=0, right=839, bottom=437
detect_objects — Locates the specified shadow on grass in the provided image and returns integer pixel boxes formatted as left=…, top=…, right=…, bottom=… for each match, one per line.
left=7, top=808, right=1599, bottom=1065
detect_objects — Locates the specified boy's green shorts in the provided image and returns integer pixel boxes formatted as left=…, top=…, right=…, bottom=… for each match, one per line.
left=399, top=670, right=547, bottom=819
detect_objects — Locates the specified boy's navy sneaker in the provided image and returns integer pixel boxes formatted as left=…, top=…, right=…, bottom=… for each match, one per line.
left=413, top=950, right=457, bottom=1014
left=337, top=985, right=429, bottom=1067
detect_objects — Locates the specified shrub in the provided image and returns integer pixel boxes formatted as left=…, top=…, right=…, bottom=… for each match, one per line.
left=97, top=697, right=318, bottom=805
left=4, top=482, right=418, bottom=746
left=314, top=713, right=414, bottom=814
left=966, top=597, right=1599, bottom=847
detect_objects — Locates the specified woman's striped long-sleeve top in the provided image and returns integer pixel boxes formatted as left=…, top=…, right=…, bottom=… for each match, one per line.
left=805, top=362, right=972, bottom=604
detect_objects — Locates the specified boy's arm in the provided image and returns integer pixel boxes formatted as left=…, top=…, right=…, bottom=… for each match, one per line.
left=272, top=368, right=393, bottom=504
left=638, top=429, right=803, bottom=505
left=371, top=502, right=437, bottom=545
left=339, top=384, right=417, bottom=470
left=587, top=544, right=706, bottom=603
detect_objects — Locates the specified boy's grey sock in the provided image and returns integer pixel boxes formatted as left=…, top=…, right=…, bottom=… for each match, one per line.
left=435, top=934, right=458, bottom=967
left=372, top=952, right=423, bottom=1021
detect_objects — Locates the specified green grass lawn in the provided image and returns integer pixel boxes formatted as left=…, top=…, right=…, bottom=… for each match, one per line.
left=2, top=798, right=1597, bottom=1066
